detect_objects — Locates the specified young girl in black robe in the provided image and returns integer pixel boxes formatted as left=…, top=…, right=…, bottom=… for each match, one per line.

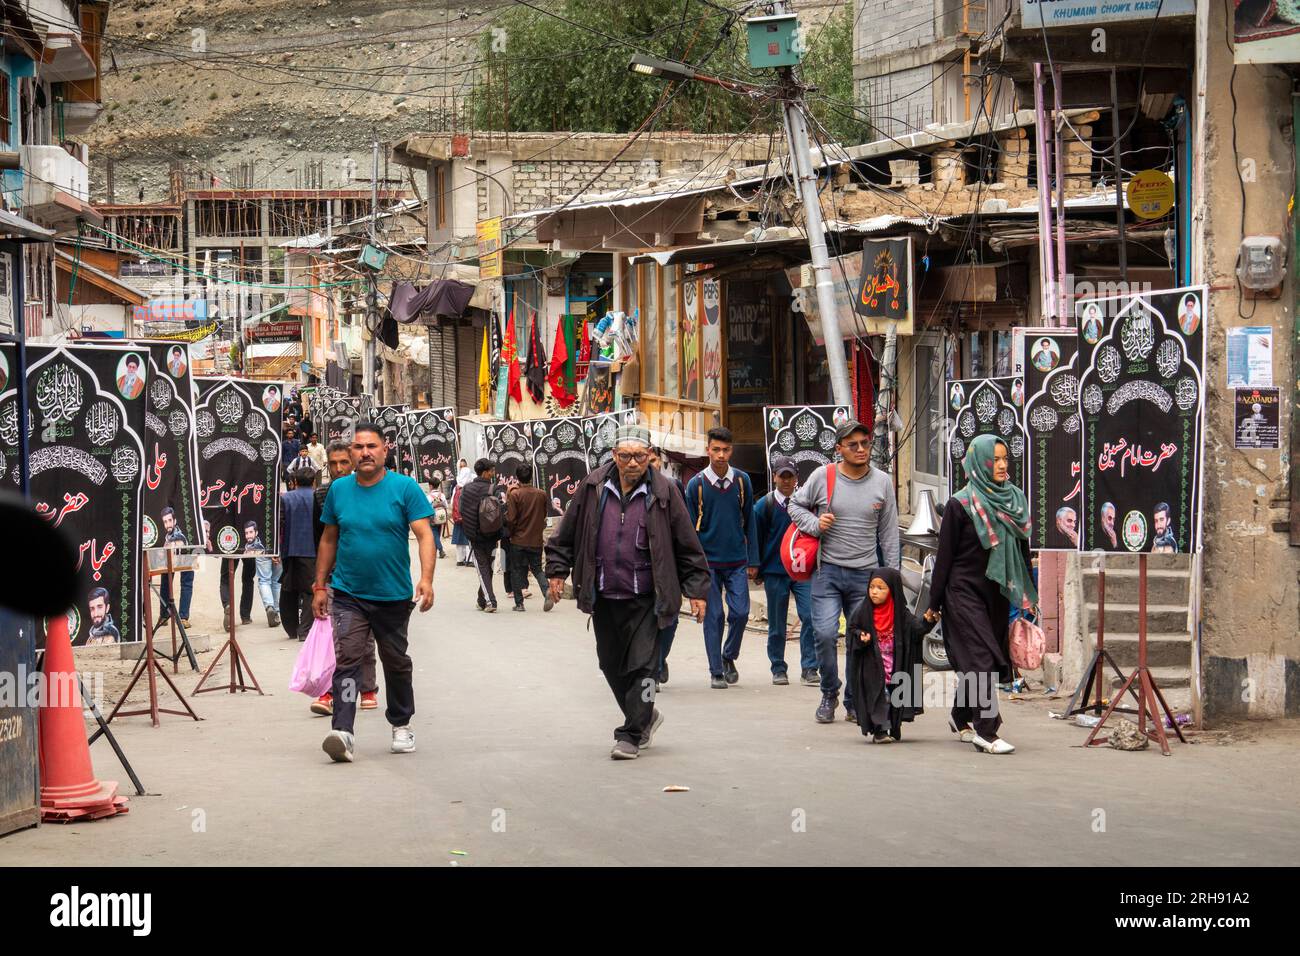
left=847, top=567, right=939, bottom=743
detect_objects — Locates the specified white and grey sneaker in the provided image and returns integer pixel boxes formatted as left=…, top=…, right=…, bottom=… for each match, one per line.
left=639, top=709, right=664, bottom=749
left=322, top=730, right=355, bottom=763
left=391, top=725, right=416, bottom=754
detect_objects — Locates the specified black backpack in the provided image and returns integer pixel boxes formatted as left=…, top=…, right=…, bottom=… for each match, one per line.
left=478, top=493, right=505, bottom=536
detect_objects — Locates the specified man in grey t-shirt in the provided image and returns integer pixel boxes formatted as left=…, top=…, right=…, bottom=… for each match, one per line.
left=787, top=419, right=900, bottom=724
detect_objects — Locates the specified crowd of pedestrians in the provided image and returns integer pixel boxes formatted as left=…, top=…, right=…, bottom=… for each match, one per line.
left=274, top=398, right=1033, bottom=765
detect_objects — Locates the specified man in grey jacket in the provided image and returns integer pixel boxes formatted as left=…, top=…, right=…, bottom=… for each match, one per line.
left=787, top=419, right=900, bottom=725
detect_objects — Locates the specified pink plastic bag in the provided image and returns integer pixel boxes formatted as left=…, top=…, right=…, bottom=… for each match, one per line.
left=1009, top=613, right=1046, bottom=672
left=289, top=616, right=336, bottom=698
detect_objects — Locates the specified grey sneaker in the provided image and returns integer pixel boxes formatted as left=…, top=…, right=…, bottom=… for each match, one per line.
left=639, top=709, right=664, bottom=749
left=391, top=725, right=416, bottom=754
left=800, top=668, right=820, bottom=686
left=710, top=676, right=728, bottom=689
left=484, top=604, right=497, bottom=614
left=772, top=671, right=790, bottom=686
left=610, top=739, right=639, bottom=760
left=543, top=596, right=555, bottom=612
left=322, top=730, right=355, bottom=763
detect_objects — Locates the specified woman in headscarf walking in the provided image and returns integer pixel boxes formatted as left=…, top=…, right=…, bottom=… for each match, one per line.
left=450, top=460, right=475, bottom=566
left=928, top=434, right=1036, bottom=755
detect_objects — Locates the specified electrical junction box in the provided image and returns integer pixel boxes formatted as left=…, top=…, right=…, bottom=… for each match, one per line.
left=358, top=244, right=388, bottom=271
left=745, top=14, right=801, bottom=69
left=1236, top=235, right=1285, bottom=298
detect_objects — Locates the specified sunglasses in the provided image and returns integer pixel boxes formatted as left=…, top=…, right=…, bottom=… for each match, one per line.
left=840, top=439, right=871, bottom=451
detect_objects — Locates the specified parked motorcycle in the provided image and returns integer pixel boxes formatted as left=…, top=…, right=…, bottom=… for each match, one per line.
left=899, top=533, right=950, bottom=671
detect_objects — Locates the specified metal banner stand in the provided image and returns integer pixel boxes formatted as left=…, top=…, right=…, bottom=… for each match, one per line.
left=151, top=549, right=199, bottom=672
left=193, top=559, right=264, bottom=696
left=102, top=563, right=201, bottom=727
left=1083, top=554, right=1187, bottom=755
left=1066, top=552, right=1141, bottom=717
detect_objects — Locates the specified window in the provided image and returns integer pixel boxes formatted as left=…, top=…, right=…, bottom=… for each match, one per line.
left=434, top=166, right=448, bottom=229
left=640, top=263, right=658, bottom=393
left=0, top=74, right=10, bottom=146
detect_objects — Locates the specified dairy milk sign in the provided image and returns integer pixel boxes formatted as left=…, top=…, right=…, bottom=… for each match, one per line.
left=132, top=299, right=208, bottom=324
left=1021, top=0, right=1194, bottom=28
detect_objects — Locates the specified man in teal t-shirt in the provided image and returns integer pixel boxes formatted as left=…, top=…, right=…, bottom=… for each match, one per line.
left=314, top=422, right=436, bottom=763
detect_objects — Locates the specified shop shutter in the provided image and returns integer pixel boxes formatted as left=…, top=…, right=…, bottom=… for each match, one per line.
left=454, top=324, right=480, bottom=414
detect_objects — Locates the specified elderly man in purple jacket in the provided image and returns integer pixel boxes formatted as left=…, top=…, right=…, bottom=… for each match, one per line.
left=546, top=426, right=710, bottom=761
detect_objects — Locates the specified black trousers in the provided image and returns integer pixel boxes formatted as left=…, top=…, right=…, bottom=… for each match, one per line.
left=279, top=555, right=317, bottom=641
left=329, top=589, right=415, bottom=734
left=218, top=558, right=256, bottom=620
left=469, top=539, right=498, bottom=607
left=509, top=546, right=548, bottom=606
left=592, top=594, right=659, bottom=744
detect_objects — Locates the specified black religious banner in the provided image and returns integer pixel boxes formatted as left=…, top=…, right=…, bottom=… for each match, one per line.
left=854, top=235, right=913, bottom=333
left=725, top=280, right=775, bottom=406
left=0, top=346, right=147, bottom=647
left=320, top=397, right=362, bottom=445
left=945, top=376, right=1026, bottom=496
left=483, top=421, right=534, bottom=492
left=407, top=407, right=458, bottom=487
left=1021, top=329, right=1082, bottom=551
left=583, top=409, right=638, bottom=471
left=374, top=403, right=411, bottom=473
left=1077, top=286, right=1206, bottom=554
left=530, top=417, right=589, bottom=516
left=1234, top=387, right=1280, bottom=449
left=762, top=405, right=851, bottom=487
left=135, top=342, right=203, bottom=551
left=195, top=377, right=283, bottom=557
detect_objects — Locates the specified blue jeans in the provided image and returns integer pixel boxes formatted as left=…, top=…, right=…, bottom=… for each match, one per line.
left=255, top=556, right=282, bottom=612
left=764, top=575, right=816, bottom=675
left=811, top=562, right=872, bottom=707
left=703, top=565, right=749, bottom=677
left=160, top=571, right=194, bottom=619
left=658, top=618, right=678, bottom=671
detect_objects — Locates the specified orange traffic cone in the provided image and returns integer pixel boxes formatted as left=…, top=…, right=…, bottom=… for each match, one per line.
left=39, top=613, right=128, bottom=822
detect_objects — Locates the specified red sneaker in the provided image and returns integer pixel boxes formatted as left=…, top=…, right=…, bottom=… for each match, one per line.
left=310, top=693, right=333, bottom=716
left=360, top=691, right=379, bottom=711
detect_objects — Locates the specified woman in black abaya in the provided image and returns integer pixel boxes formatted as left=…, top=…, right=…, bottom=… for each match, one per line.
left=928, top=435, right=1036, bottom=755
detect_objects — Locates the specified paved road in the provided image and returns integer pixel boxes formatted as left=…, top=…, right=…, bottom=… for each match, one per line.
left=4, top=548, right=1299, bottom=866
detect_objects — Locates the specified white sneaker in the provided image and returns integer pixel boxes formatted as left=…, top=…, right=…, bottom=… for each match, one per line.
left=971, top=733, right=1015, bottom=754
left=391, top=725, right=416, bottom=754
left=322, top=730, right=354, bottom=763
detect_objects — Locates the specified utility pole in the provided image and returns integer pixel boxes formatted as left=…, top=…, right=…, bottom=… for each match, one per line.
left=364, top=137, right=379, bottom=402
left=627, top=13, right=853, bottom=410
left=772, top=0, right=853, bottom=409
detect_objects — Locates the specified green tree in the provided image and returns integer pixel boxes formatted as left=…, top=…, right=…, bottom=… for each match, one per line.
left=470, top=0, right=765, bottom=133
left=799, top=4, right=861, bottom=146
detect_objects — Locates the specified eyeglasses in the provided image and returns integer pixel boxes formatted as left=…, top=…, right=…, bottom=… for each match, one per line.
left=840, top=440, right=871, bottom=451
left=614, top=452, right=649, bottom=464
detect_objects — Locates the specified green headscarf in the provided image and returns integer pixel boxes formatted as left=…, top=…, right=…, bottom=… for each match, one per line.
left=952, top=434, right=1038, bottom=610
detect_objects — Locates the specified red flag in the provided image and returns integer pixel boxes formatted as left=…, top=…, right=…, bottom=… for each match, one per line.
left=503, top=310, right=523, bottom=403
left=548, top=318, right=576, bottom=407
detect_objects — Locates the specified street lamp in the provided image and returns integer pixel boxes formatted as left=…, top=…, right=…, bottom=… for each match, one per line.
left=627, top=54, right=695, bottom=82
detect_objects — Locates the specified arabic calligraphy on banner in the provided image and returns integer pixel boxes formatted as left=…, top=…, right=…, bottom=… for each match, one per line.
left=195, top=377, right=283, bottom=557
left=0, top=345, right=147, bottom=647
left=944, top=376, right=1026, bottom=497
left=1020, top=329, right=1082, bottom=551
left=406, top=407, right=458, bottom=487
left=530, top=418, right=589, bottom=517
left=1077, top=286, right=1206, bottom=554
left=854, top=236, right=913, bottom=332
